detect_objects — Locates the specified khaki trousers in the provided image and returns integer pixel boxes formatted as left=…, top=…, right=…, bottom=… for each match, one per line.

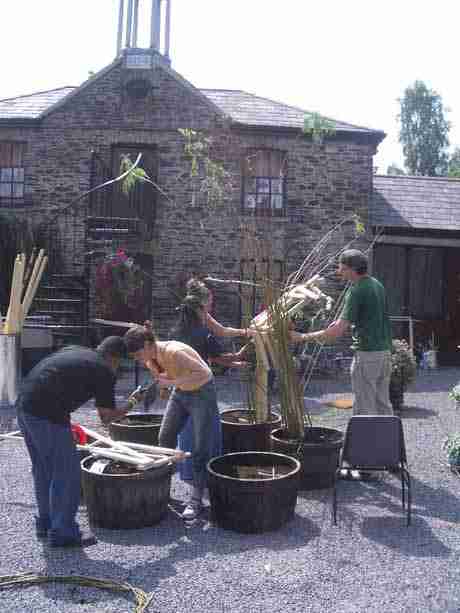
left=351, top=350, right=393, bottom=415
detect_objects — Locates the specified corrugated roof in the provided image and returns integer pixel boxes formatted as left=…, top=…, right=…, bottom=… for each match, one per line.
left=0, top=87, right=75, bottom=119
left=372, top=175, right=460, bottom=230
left=0, top=81, right=383, bottom=138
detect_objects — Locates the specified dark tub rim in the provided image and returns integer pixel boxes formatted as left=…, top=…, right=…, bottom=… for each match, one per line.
left=207, top=451, right=301, bottom=483
left=110, top=412, right=164, bottom=428
left=220, top=408, right=282, bottom=424
left=81, top=454, right=172, bottom=478
left=271, top=426, right=344, bottom=450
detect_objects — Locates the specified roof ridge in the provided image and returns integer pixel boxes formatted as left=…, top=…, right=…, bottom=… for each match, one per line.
left=200, top=88, right=245, bottom=93
left=0, top=86, right=76, bottom=103
left=375, top=174, right=460, bottom=182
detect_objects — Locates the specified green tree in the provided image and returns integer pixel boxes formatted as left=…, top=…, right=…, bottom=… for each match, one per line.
left=386, top=163, right=405, bottom=176
left=398, top=81, right=450, bottom=176
left=448, top=147, right=460, bottom=178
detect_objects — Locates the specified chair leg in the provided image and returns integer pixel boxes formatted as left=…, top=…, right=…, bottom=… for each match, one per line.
left=332, top=470, right=339, bottom=525
left=401, top=464, right=406, bottom=509
left=406, top=470, right=412, bottom=527
left=401, top=467, right=411, bottom=526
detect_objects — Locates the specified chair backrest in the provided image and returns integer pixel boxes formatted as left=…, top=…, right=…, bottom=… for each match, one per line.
left=341, top=415, right=407, bottom=468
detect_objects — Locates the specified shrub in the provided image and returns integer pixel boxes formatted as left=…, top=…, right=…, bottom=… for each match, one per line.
left=448, top=383, right=460, bottom=403
left=391, top=339, right=417, bottom=389
left=442, top=434, right=460, bottom=466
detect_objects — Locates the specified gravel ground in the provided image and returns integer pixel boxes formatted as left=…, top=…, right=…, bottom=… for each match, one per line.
left=0, top=368, right=459, bottom=613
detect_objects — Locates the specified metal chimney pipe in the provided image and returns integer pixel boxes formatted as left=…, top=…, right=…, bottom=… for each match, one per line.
left=126, top=0, right=134, bottom=47
left=155, top=0, right=162, bottom=51
left=117, top=0, right=125, bottom=56
left=132, top=0, right=140, bottom=47
left=150, top=0, right=156, bottom=48
left=150, top=0, right=161, bottom=50
left=164, top=0, right=171, bottom=59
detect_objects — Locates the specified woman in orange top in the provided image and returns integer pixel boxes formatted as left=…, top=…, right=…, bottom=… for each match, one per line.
left=124, top=321, right=218, bottom=520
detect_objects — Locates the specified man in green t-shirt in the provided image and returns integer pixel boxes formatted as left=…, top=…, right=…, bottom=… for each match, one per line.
left=299, top=249, right=392, bottom=416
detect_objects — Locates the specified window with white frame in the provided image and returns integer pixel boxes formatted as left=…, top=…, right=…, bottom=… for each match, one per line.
left=0, top=142, right=25, bottom=206
left=242, top=149, right=287, bottom=217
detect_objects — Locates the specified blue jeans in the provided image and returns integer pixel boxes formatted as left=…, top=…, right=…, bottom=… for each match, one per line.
left=177, top=413, right=222, bottom=482
left=17, top=410, right=81, bottom=542
left=159, top=378, right=219, bottom=492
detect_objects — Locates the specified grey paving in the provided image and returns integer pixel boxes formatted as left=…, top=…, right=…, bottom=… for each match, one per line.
left=0, top=368, right=459, bottom=612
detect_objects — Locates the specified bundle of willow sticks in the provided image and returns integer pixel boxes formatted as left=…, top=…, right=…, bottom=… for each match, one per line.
left=2, top=249, right=48, bottom=335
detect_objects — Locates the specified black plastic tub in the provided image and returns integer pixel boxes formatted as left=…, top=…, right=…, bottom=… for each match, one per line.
left=81, top=455, right=172, bottom=529
left=207, top=451, right=300, bottom=533
left=271, top=427, right=343, bottom=490
left=109, top=413, right=163, bottom=446
left=221, top=409, right=282, bottom=454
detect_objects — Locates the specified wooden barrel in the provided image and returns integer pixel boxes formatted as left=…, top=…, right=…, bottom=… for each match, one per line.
left=109, top=413, right=163, bottom=446
left=81, top=455, right=172, bottom=529
left=207, top=451, right=300, bottom=533
left=221, top=409, right=282, bottom=454
left=271, top=427, right=343, bottom=490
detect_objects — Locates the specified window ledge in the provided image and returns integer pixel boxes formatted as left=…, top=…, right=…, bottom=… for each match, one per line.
left=239, top=213, right=289, bottom=222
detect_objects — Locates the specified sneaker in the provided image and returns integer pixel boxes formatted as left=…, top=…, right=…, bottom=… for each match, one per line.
left=339, top=469, right=374, bottom=481
left=182, top=499, right=202, bottom=521
left=49, top=530, right=97, bottom=548
left=357, top=470, right=374, bottom=481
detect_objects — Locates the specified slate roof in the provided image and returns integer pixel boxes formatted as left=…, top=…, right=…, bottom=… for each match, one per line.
left=0, top=87, right=75, bottom=120
left=0, top=80, right=384, bottom=140
left=372, top=175, right=460, bottom=231
left=201, top=89, right=383, bottom=136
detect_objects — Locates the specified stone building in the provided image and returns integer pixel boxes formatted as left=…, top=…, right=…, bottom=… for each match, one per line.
left=0, top=0, right=385, bottom=345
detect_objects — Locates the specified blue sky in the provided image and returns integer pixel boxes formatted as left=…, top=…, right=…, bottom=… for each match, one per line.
left=2, top=0, right=459, bottom=173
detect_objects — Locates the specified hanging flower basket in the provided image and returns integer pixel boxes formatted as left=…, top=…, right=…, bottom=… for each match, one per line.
left=95, top=249, right=144, bottom=319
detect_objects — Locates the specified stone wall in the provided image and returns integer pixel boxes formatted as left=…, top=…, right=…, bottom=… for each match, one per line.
left=0, top=60, right=376, bottom=337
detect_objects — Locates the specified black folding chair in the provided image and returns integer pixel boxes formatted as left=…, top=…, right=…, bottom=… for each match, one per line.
left=332, top=415, right=411, bottom=526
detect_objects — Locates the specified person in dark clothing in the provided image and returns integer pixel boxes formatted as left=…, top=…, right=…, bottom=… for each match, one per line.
left=171, top=295, right=247, bottom=367
left=16, top=336, right=134, bottom=548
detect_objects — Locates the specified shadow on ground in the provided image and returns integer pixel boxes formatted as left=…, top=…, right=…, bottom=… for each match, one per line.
left=399, top=405, right=438, bottom=419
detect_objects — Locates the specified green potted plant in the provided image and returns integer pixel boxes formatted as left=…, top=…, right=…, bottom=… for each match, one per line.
left=448, top=383, right=460, bottom=409
left=442, top=434, right=460, bottom=471
left=389, top=339, right=417, bottom=412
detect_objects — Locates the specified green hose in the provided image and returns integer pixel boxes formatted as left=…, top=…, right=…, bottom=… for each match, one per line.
left=0, top=573, right=153, bottom=613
